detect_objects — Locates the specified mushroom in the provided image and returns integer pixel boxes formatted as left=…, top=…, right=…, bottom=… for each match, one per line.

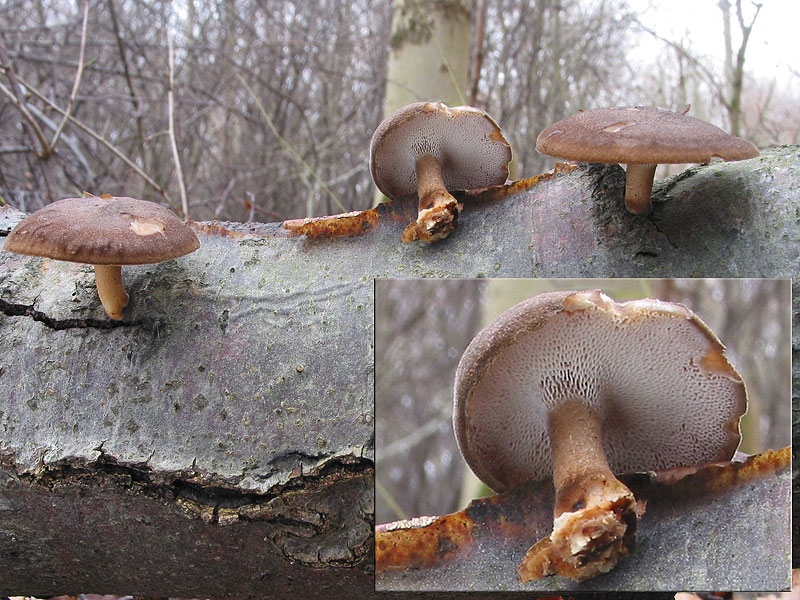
left=370, top=101, right=512, bottom=242
left=3, top=194, right=200, bottom=320
left=535, top=106, right=760, bottom=214
left=453, top=290, right=747, bottom=581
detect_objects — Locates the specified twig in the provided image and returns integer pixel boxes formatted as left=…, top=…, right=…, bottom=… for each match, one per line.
left=377, top=419, right=448, bottom=462
left=376, top=477, right=408, bottom=521
left=107, top=0, right=148, bottom=165
left=636, top=22, right=727, bottom=108
left=246, top=191, right=255, bottom=222
left=468, top=0, right=488, bottom=107
left=17, top=73, right=176, bottom=210
left=167, top=34, right=189, bottom=219
left=0, top=145, right=33, bottom=154
left=214, top=177, right=236, bottom=218
left=234, top=71, right=347, bottom=213
left=20, top=99, right=95, bottom=178
left=51, top=1, right=89, bottom=151
left=0, top=39, right=52, bottom=158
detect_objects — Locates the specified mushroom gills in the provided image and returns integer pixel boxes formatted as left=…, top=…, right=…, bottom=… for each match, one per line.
left=453, top=289, right=747, bottom=583
left=369, top=102, right=511, bottom=243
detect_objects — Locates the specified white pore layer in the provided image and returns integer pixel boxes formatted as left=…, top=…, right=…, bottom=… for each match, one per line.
left=463, top=297, right=744, bottom=488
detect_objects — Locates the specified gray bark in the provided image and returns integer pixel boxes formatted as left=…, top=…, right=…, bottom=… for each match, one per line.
left=0, top=145, right=797, bottom=596
left=377, top=450, right=791, bottom=591
left=383, top=0, right=471, bottom=113
left=0, top=218, right=375, bottom=597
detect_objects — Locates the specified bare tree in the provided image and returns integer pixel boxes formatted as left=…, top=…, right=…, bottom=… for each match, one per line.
left=0, top=1, right=392, bottom=219
left=654, top=278, right=791, bottom=454
left=375, top=279, right=483, bottom=523
left=1, top=0, right=796, bottom=218
left=719, top=0, right=762, bottom=137
left=633, top=0, right=794, bottom=149
left=477, top=0, right=639, bottom=179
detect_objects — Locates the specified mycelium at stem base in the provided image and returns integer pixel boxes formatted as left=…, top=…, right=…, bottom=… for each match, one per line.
left=518, top=399, right=643, bottom=582
left=94, top=264, right=130, bottom=321
left=623, top=163, right=657, bottom=215
left=401, top=153, right=462, bottom=243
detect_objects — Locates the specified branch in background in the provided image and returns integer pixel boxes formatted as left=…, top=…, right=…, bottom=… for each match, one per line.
left=636, top=22, right=728, bottom=110
left=50, top=1, right=90, bottom=151
left=107, top=0, right=149, bottom=166
left=0, top=145, right=33, bottom=154
left=0, top=39, right=52, bottom=159
left=468, top=0, right=488, bottom=107
left=21, top=100, right=95, bottom=179
left=376, top=419, right=447, bottom=463
left=167, top=34, right=189, bottom=219
left=234, top=71, right=347, bottom=214
left=214, top=176, right=236, bottom=218
left=16, top=73, right=177, bottom=211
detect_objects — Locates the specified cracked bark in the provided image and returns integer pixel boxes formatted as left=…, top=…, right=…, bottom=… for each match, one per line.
left=0, top=145, right=798, bottom=597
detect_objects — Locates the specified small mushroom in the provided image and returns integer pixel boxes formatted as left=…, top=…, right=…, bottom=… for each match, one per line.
left=3, top=194, right=200, bottom=320
left=453, top=290, right=747, bottom=581
left=535, top=106, right=760, bottom=214
left=370, top=101, right=512, bottom=242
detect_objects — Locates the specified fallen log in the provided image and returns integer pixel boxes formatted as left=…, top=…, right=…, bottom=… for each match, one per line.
left=0, top=145, right=797, bottom=596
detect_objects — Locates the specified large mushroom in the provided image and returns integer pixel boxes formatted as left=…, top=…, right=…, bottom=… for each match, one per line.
left=370, top=101, right=512, bottom=242
left=453, top=290, right=747, bottom=581
left=535, top=106, right=760, bottom=214
left=3, top=194, right=200, bottom=320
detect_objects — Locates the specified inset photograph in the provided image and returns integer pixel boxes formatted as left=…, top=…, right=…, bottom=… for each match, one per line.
left=375, top=278, right=791, bottom=592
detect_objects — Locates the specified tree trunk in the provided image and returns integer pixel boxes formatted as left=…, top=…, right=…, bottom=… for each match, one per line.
left=719, top=0, right=761, bottom=137
left=0, top=145, right=798, bottom=596
left=383, top=0, right=471, bottom=113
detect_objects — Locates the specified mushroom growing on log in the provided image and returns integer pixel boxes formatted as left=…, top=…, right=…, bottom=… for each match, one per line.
left=535, top=106, right=760, bottom=214
left=370, top=101, right=512, bottom=242
left=453, top=289, right=747, bottom=581
left=3, top=194, right=199, bottom=320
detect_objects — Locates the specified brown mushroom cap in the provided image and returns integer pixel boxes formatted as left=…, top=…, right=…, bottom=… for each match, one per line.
left=453, top=289, right=747, bottom=492
left=3, top=195, right=199, bottom=265
left=369, top=101, right=512, bottom=199
left=536, top=106, right=759, bottom=165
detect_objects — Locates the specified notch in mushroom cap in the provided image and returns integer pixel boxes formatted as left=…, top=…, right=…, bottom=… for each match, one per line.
left=3, top=194, right=200, bottom=320
left=535, top=106, right=760, bottom=215
left=453, top=290, right=746, bottom=581
left=370, top=101, right=512, bottom=242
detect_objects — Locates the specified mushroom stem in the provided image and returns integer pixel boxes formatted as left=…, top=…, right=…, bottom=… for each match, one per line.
left=94, top=264, right=129, bottom=320
left=548, top=399, right=632, bottom=516
left=518, top=399, right=641, bottom=582
left=401, top=153, right=462, bottom=243
left=623, top=163, right=657, bottom=214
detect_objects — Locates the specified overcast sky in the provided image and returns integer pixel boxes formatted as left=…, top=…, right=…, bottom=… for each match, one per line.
left=634, top=0, right=798, bottom=91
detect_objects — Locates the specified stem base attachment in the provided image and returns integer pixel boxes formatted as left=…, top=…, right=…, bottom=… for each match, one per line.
left=518, top=481, right=642, bottom=581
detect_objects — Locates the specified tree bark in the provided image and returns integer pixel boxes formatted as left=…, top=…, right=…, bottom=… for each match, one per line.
left=0, top=145, right=798, bottom=596
left=376, top=449, right=790, bottom=591
left=383, top=0, right=471, bottom=112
